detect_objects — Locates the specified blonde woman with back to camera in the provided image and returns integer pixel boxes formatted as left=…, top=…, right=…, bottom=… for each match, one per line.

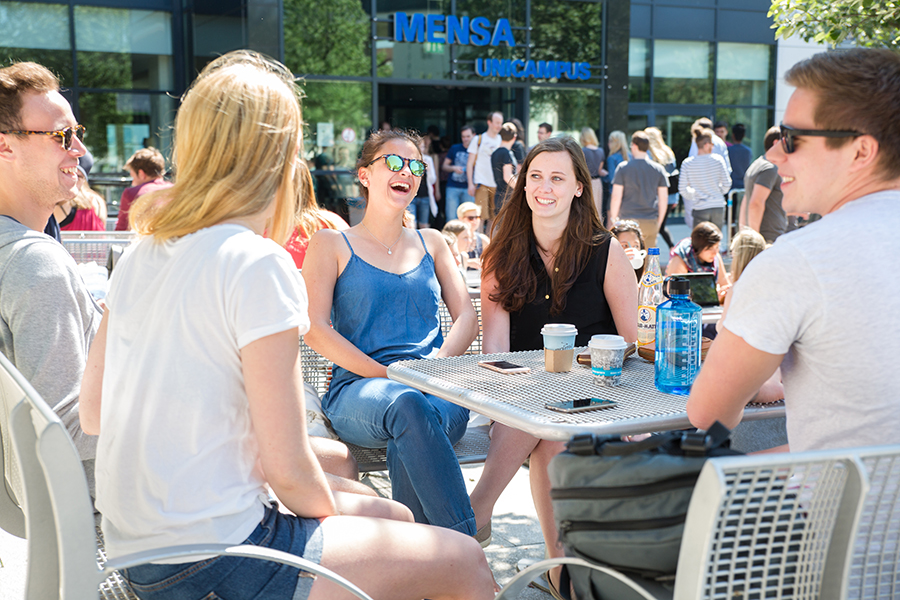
left=80, top=51, right=493, bottom=600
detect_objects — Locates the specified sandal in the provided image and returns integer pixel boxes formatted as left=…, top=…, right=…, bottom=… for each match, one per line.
left=474, top=522, right=491, bottom=548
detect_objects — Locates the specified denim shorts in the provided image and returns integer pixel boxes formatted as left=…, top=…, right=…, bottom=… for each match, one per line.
left=123, top=504, right=324, bottom=600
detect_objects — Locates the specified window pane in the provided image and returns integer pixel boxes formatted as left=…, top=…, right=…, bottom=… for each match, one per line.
left=300, top=80, right=371, bottom=216
left=629, top=38, right=650, bottom=103
left=79, top=92, right=176, bottom=174
left=530, top=86, right=600, bottom=142
left=0, top=3, right=73, bottom=86
left=74, top=7, right=173, bottom=90
left=653, top=40, right=712, bottom=104
left=284, top=0, right=371, bottom=76
left=0, top=2, right=69, bottom=50
left=716, top=43, right=774, bottom=106
left=654, top=115, right=701, bottom=164
left=193, top=2, right=246, bottom=74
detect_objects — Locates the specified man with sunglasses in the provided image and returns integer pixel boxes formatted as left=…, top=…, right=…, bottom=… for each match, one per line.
left=688, top=49, right=900, bottom=453
left=0, top=62, right=100, bottom=467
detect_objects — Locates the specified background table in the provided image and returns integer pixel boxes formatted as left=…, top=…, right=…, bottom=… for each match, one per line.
left=387, top=348, right=784, bottom=441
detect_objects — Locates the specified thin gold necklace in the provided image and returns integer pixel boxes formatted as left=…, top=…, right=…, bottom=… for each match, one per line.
left=361, top=222, right=403, bottom=255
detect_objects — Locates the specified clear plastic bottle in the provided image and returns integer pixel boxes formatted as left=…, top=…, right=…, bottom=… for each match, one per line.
left=654, top=276, right=703, bottom=395
left=636, top=248, right=663, bottom=347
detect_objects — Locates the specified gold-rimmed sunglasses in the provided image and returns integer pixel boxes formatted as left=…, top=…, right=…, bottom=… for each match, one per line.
left=0, top=124, right=86, bottom=151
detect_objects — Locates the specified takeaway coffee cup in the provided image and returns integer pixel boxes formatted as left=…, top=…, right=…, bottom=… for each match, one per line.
left=589, top=334, right=628, bottom=386
left=541, top=323, right=578, bottom=372
left=627, top=248, right=647, bottom=270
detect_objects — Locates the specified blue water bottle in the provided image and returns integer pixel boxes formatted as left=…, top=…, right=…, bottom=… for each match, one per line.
left=654, top=276, right=702, bottom=395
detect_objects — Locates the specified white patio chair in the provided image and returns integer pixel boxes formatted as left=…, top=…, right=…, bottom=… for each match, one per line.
left=0, top=351, right=374, bottom=600
left=499, top=447, right=881, bottom=600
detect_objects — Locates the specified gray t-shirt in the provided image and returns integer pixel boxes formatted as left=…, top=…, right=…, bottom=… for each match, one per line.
left=723, top=191, right=900, bottom=453
left=612, top=157, right=669, bottom=219
left=743, top=156, right=786, bottom=243
left=0, top=217, right=100, bottom=460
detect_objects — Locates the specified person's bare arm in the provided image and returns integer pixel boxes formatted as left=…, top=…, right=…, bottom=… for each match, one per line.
left=607, top=184, right=624, bottom=228
left=244, top=328, right=336, bottom=519
left=479, top=270, right=511, bottom=354
left=657, top=187, right=668, bottom=227
left=746, top=184, right=770, bottom=233
left=442, top=155, right=459, bottom=174
left=604, top=241, right=638, bottom=342
left=502, top=162, right=514, bottom=188
left=466, top=150, right=478, bottom=197
left=665, top=254, right=688, bottom=276
left=303, top=230, right=389, bottom=379
left=80, top=309, right=109, bottom=435
left=687, top=328, right=784, bottom=430
left=425, top=229, right=478, bottom=357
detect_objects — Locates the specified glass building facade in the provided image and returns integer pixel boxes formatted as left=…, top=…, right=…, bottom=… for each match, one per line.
left=2, top=0, right=776, bottom=184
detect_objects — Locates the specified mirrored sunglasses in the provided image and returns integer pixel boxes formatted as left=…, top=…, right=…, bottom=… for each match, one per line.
left=367, top=154, right=426, bottom=177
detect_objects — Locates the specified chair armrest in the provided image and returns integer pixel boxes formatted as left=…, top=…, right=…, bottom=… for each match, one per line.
left=102, top=543, right=374, bottom=600
left=494, top=557, right=667, bottom=600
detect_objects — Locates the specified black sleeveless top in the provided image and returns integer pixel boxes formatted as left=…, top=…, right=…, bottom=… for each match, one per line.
left=509, top=234, right=617, bottom=351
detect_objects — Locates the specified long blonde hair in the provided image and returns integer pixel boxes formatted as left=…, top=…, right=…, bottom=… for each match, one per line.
left=131, top=51, right=302, bottom=245
left=608, top=130, right=628, bottom=162
left=644, top=126, right=675, bottom=165
left=730, top=228, right=766, bottom=281
left=580, top=127, right=599, bottom=147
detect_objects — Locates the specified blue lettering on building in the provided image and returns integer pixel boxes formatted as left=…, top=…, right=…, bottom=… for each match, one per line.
left=395, top=12, right=515, bottom=47
left=475, top=58, right=592, bottom=81
left=395, top=13, right=591, bottom=81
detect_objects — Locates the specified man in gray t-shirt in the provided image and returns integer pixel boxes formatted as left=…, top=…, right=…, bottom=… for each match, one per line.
left=742, top=126, right=787, bottom=243
left=0, top=62, right=100, bottom=462
left=608, top=131, right=668, bottom=247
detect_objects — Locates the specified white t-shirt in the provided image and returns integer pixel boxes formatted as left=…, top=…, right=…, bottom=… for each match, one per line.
left=723, top=191, right=900, bottom=453
left=96, top=225, right=309, bottom=560
left=468, top=131, right=501, bottom=187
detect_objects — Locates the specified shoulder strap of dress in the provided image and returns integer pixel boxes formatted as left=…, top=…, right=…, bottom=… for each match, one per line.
left=338, top=230, right=355, bottom=256
left=415, top=229, right=430, bottom=256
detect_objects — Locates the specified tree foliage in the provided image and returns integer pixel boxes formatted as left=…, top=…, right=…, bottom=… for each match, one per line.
left=769, top=0, right=900, bottom=51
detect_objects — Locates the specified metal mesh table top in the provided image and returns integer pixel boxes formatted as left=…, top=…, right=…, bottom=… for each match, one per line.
left=388, top=348, right=784, bottom=440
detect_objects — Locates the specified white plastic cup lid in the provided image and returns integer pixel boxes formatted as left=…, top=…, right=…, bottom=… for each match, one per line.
left=589, top=335, right=627, bottom=350
left=540, top=323, right=578, bottom=336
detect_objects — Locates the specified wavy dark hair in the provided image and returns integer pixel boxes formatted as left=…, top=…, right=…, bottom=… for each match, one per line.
left=483, top=137, right=608, bottom=315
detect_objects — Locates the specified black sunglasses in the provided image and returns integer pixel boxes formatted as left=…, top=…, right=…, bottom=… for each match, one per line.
left=778, top=123, right=860, bottom=154
left=366, top=154, right=426, bottom=177
left=0, top=124, right=86, bottom=151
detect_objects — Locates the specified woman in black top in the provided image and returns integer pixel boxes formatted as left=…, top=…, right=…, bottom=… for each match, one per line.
left=469, top=137, right=637, bottom=594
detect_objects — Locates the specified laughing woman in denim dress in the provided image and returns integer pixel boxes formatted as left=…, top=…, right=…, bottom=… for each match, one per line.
left=303, top=129, right=482, bottom=538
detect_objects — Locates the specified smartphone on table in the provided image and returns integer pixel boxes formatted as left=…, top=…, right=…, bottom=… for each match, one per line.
left=477, top=360, right=531, bottom=374
left=545, top=398, right=617, bottom=413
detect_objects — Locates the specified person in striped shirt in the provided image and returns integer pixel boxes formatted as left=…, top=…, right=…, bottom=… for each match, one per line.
left=678, top=128, right=731, bottom=233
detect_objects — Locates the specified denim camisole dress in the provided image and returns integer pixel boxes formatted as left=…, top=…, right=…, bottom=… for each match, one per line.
left=323, top=230, right=443, bottom=403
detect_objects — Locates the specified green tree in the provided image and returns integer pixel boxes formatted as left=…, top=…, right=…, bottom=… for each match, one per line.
left=769, top=0, right=900, bottom=50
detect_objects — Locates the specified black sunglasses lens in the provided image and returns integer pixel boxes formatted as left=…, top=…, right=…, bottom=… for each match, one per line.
left=781, top=130, right=793, bottom=154
left=75, top=126, right=85, bottom=142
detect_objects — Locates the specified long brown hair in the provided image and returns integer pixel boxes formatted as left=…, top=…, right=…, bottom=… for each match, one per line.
left=483, top=137, right=608, bottom=315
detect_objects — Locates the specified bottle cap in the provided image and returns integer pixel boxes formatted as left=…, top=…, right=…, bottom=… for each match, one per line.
left=666, top=276, right=691, bottom=296
left=648, top=247, right=660, bottom=256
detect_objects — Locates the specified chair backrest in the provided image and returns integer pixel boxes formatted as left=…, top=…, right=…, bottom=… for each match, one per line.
left=674, top=448, right=871, bottom=600
left=0, top=353, right=26, bottom=538
left=847, top=446, right=900, bottom=600
left=0, top=352, right=100, bottom=599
